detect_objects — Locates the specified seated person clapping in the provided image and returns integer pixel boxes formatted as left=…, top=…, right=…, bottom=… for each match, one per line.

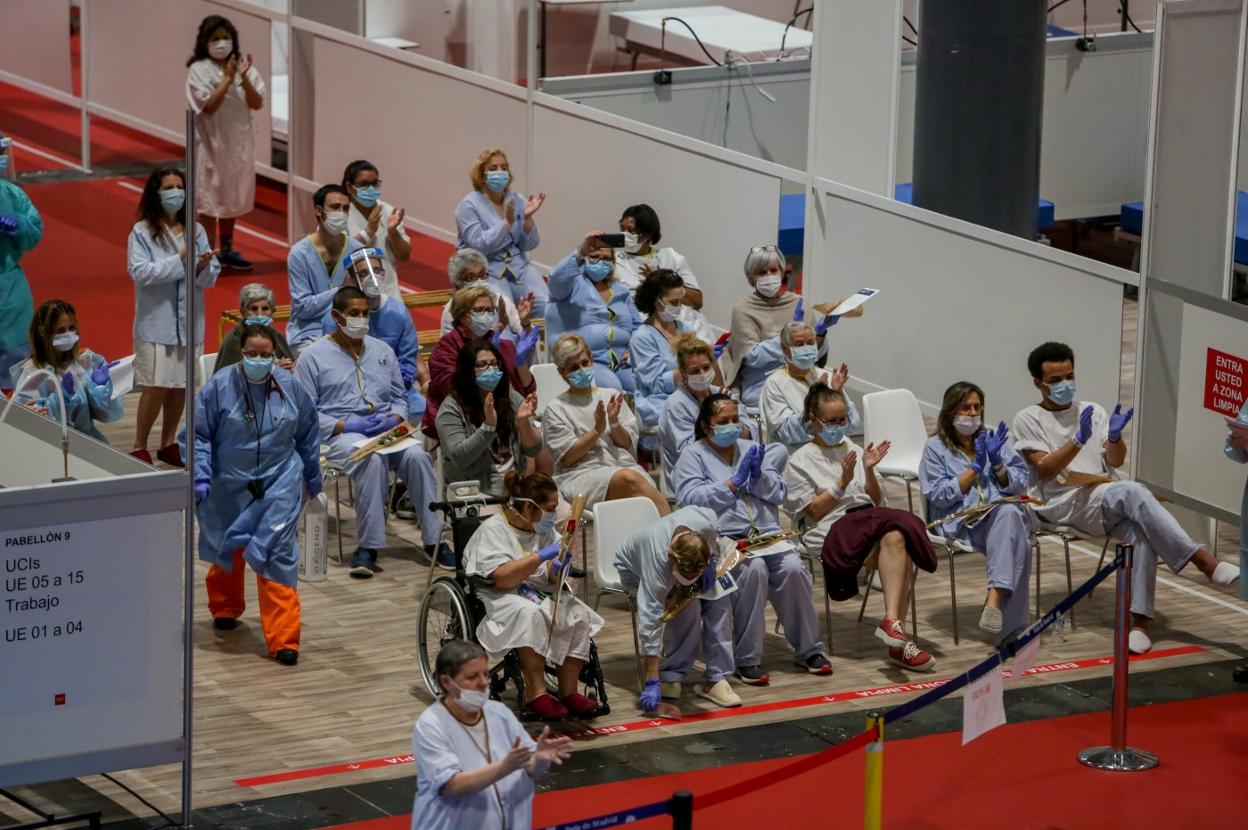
left=435, top=336, right=549, bottom=495
left=463, top=471, right=604, bottom=721
left=673, top=393, right=831, bottom=683
left=542, top=334, right=669, bottom=515
left=10, top=299, right=122, bottom=444
left=545, top=230, right=642, bottom=392
left=783, top=384, right=938, bottom=672
left=658, top=334, right=751, bottom=484
left=215, top=282, right=294, bottom=373
left=760, top=320, right=858, bottom=451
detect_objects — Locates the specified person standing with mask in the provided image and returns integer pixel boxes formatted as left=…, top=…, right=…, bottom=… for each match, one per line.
left=0, top=132, right=42, bottom=384
left=760, top=320, right=858, bottom=453
left=193, top=324, right=321, bottom=666
left=186, top=14, right=264, bottom=271
left=341, top=159, right=410, bottom=300
left=287, top=184, right=361, bottom=350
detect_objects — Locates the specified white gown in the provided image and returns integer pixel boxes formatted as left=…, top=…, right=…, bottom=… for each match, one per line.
left=186, top=59, right=265, bottom=218
left=542, top=387, right=644, bottom=505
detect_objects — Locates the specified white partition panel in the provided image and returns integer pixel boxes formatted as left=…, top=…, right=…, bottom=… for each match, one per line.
left=87, top=0, right=273, bottom=166
left=0, top=0, right=73, bottom=98
left=807, top=180, right=1130, bottom=424
left=530, top=95, right=790, bottom=329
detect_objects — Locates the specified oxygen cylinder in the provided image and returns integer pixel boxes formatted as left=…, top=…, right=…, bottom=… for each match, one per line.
left=298, top=492, right=329, bottom=582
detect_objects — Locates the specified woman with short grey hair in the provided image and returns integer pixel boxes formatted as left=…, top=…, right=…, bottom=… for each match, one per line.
left=721, top=245, right=798, bottom=408
left=441, top=247, right=525, bottom=338
left=410, top=639, right=572, bottom=830
left=213, top=281, right=294, bottom=374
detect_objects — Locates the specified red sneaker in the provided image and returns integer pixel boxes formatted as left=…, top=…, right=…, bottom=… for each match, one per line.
left=156, top=444, right=184, bottom=468
left=888, top=642, right=936, bottom=673
left=875, top=618, right=910, bottom=648
left=524, top=692, right=569, bottom=721
left=130, top=448, right=153, bottom=465
left=561, top=692, right=602, bottom=719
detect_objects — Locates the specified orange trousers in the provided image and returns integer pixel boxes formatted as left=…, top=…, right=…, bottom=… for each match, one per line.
left=206, top=549, right=301, bottom=655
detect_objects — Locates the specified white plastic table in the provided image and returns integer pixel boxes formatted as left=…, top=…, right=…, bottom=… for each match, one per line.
left=608, top=5, right=813, bottom=66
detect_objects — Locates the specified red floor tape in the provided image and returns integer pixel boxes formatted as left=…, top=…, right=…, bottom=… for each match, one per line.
left=233, top=644, right=1206, bottom=788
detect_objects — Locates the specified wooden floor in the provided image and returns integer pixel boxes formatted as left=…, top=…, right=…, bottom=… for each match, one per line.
left=8, top=295, right=1247, bottom=818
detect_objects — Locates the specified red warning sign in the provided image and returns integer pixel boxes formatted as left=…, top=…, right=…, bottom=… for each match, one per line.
left=1205, top=348, right=1248, bottom=416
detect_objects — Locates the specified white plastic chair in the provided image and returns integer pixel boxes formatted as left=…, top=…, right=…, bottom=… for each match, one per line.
left=590, top=497, right=659, bottom=685
left=198, top=352, right=218, bottom=386
left=863, top=389, right=927, bottom=515
left=531, top=363, right=568, bottom=417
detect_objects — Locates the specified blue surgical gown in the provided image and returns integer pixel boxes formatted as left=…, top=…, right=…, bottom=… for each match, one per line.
left=323, top=295, right=425, bottom=416
left=9, top=351, right=123, bottom=444
left=673, top=438, right=789, bottom=538
left=0, top=181, right=42, bottom=379
left=919, top=434, right=1030, bottom=536
left=544, top=252, right=641, bottom=392
left=287, top=235, right=362, bottom=347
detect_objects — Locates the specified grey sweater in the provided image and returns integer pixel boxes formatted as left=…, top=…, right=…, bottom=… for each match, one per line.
left=434, top=392, right=541, bottom=494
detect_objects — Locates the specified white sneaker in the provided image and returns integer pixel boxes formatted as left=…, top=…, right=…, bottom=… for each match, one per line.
left=660, top=681, right=682, bottom=700
left=1210, top=561, right=1240, bottom=587
left=694, top=678, right=742, bottom=708
left=1128, top=627, right=1152, bottom=655
left=979, top=605, right=1003, bottom=634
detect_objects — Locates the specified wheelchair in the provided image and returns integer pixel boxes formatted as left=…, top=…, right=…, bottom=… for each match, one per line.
left=416, top=486, right=611, bottom=719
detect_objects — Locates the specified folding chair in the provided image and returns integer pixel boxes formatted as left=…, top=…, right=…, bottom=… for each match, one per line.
left=590, top=497, right=659, bottom=687
left=862, top=389, right=927, bottom=515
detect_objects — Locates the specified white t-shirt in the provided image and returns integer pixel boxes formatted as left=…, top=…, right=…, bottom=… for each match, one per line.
left=783, top=438, right=874, bottom=553
left=1011, top=401, right=1117, bottom=531
left=613, top=247, right=700, bottom=294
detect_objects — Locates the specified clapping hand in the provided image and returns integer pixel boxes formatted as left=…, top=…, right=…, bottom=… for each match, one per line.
left=517, top=292, right=535, bottom=328
left=238, top=53, right=253, bottom=75
left=223, top=55, right=239, bottom=79
left=531, top=726, right=574, bottom=768
left=593, top=400, right=608, bottom=436
left=387, top=207, right=405, bottom=232
left=729, top=452, right=752, bottom=489
left=972, top=432, right=989, bottom=475
left=60, top=371, right=75, bottom=398
left=516, top=393, right=537, bottom=421
left=839, top=449, right=858, bottom=489
left=606, top=393, right=624, bottom=426
left=501, top=736, right=534, bottom=774
left=90, top=360, right=119, bottom=386
left=827, top=363, right=849, bottom=392
left=515, top=325, right=542, bottom=365
left=748, top=442, right=764, bottom=482
left=863, top=440, right=890, bottom=471
left=1074, top=405, right=1094, bottom=447
left=983, top=421, right=1009, bottom=467
left=483, top=392, right=497, bottom=427
left=366, top=204, right=383, bottom=237
left=197, top=249, right=218, bottom=271
left=524, top=193, right=546, bottom=220
left=1108, top=403, right=1134, bottom=443
left=793, top=297, right=804, bottom=322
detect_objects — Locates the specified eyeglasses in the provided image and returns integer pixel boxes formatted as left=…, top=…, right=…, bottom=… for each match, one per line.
left=242, top=350, right=275, bottom=359
left=750, top=244, right=780, bottom=254
left=475, top=360, right=501, bottom=370
left=353, top=179, right=382, bottom=187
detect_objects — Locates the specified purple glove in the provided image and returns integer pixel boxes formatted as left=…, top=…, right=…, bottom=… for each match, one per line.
left=639, top=678, right=661, bottom=712
left=515, top=325, right=542, bottom=365
left=0, top=215, right=17, bottom=236
left=1108, top=403, right=1133, bottom=442
left=984, top=421, right=1009, bottom=467
left=971, top=432, right=989, bottom=476
left=194, top=480, right=211, bottom=504
left=90, top=360, right=118, bottom=386
left=364, top=413, right=396, bottom=436
left=399, top=362, right=416, bottom=386
left=61, top=371, right=75, bottom=398
left=815, top=314, right=840, bottom=337
left=712, top=340, right=727, bottom=360
left=730, top=453, right=752, bottom=489
left=537, top=540, right=562, bottom=562
left=1073, top=405, right=1094, bottom=447
left=793, top=297, right=804, bottom=322
left=749, top=443, right=764, bottom=479
left=698, top=563, right=717, bottom=593
left=490, top=329, right=503, bottom=349
left=306, top=478, right=323, bottom=499
left=342, top=414, right=374, bottom=435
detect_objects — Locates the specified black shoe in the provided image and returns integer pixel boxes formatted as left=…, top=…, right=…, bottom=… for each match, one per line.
left=212, top=617, right=238, bottom=631
left=427, top=541, right=456, bottom=568
left=390, top=483, right=416, bottom=519
left=275, top=649, right=298, bottom=666
left=734, top=665, right=770, bottom=686
left=219, top=248, right=253, bottom=271
left=1234, top=662, right=1248, bottom=684
left=349, top=548, right=376, bottom=579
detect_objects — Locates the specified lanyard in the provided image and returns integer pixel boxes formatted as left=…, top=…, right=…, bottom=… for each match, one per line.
left=448, top=704, right=509, bottom=830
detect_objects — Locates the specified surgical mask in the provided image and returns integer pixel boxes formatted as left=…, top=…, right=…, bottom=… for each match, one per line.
left=672, top=568, right=700, bottom=587
left=160, top=188, right=185, bottom=214
left=755, top=275, right=782, bottom=297
left=208, top=39, right=233, bottom=61
left=485, top=170, right=510, bottom=193
left=534, top=511, right=557, bottom=537
left=242, top=356, right=273, bottom=382
left=450, top=680, right=488, bottom=712
left=819, top=424, right=846, bottom=446
left=465, top=279, right=490, bottom=291
left=953, top=415, right=981, bottom=437
left=789, top=345, right=818, bottom=369
left=1047, top=379, right=1076, bottom=406
left=52, top=331, right=79, bottom=352
left=710, top=423, right=741, bottom=448
left=357, top=278, right=382, bottom=299
left=623, top=232, right=642, bottom=254
left=475, top=366, right=503, bottom=390
left=354, top=185, right=381, bottom=207
left=566, top=366, right=595, bottom=389
left=468, top=310, right=498, bottom=336
left=244, top=315, right=273, bottom=326
left=657, top=300, right=680, bottom=323
left=339, top=315, right=369, bottom=340
left=686, top=370, right=714, bottom=392
left=322, top=211, right=349, bottom=235
left=584, top=259, right=613, bottom=282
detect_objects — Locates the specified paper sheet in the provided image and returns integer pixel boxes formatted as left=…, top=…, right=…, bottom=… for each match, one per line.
left=961, top=667, right=1006, bottom=745
left=350, top=434, right=422, bottom=455
left=109, top=355, right=136, bottom=399
left=1008, top=637, right=1041, bottom=681
left=829, top=288, right=879, bottom=317
left=700, top=569, right=738, bottom=601
left=744, top=541, right=795, bottom=559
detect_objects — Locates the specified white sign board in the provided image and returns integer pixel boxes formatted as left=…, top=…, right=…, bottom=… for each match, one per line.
left=1, top=513, right=184, bottom=767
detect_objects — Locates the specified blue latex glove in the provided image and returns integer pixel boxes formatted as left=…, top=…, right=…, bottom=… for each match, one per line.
left=0, top=215, right=17, bottom=236
left=698, top=563, right=717, bottom=593
left=815, top=314, right=840, bottom=337
left=793, top=297, right=804, bottom=322
left=61, top=371, right=75, bottom=398
left=971, top=432, right=989, bottom=476
left=306, top=478, right=322, bottom=499
left=364, top=413, right=397, bottom=436
left=1073, top=405, right=1094, bottom=447
left=537, top=540, right=562, bottom=563
left=555, top=555, right=574, bottom=579
left=984, top=421, right=1009, bottom=467
left=90, top=360, right=118, bottom=386
left=730, top=452, right=752, bottom=489
left=639, top=678, right=662, bottom=712
left=749, top=443, right=764, bottom=480
left=712, top=340, right=727, bottom=360
left=515, top=325, right=542, bottom=365
left=400, top=362, right=416, bottom=386
left=342, top=414, right=375, bottom=435
left=490, top=329, right=503, bottom=349
left=1107, top=403, right=1133, bottom=442
left=194, top=480, right=211, bottom=504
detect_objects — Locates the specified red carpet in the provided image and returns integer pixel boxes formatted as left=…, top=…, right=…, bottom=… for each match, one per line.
left=321, top=694, right=1248, bottom=830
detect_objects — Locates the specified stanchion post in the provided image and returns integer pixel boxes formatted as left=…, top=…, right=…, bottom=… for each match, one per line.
left=1078, top=544, right=1158, bottom=771
left=670, top=790, right=693, bottom=830
left=864, top=712, right=884, bottom=830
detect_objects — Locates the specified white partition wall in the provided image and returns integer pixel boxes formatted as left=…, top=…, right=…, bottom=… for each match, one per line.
left=0, top=0, right=73, bottom=99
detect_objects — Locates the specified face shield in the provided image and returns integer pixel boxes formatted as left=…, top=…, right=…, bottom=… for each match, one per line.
left=345, top=247, right=386, bottom=302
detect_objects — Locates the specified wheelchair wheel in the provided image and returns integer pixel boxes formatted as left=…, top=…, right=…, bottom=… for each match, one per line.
left=418, top=577, right=475, bottom=698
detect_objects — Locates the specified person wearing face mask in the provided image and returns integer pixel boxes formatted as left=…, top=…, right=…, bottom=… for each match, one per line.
left=1013, top=342, right=1240, bottom=654
left=186, top=15, right=264, bottom=271
left=612, top=204, right=703, bottom=308
left=192, top=324, right=320, bottom=666
left=674, top=394, right=831, bottom=682
left=724, top=244, right=796, bottom=390
left=614, top=505, right=742, bottom=711
left=462, top=472, right=605, bottom=720
left=127, top=166, right=221, bottom=466
left=287, top=184, right=362, bottom=350
left=545, top=231, right=643, bottom=393
left=0, top=130, right=42, bottom=385
left=455, top=148, right=548, bottom=317
left=341, top=160, right=410, bottom=300
left=658, top=335, right=752, bottom=485
left=630, top=269, right=690, bottom=433
left=10, top=299, right=122, bottom=444
left=760, top=321, right=859, bottom=452
left=424, top=285, right=538, bottom=439
left=784, top=384, right=938, bottom=672
left=436, top=338, right=549, bottom=497
left=543, top=334, right=669, bottom=515
left=440, top=248, right=525, bottom=339
left=411, top=639, right=574, bottom=830
left=920, top=381, right=1032, bottom=642
left=294, top=287, right=447, bottom=577
left=214, top=283, right=294, bottom=374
